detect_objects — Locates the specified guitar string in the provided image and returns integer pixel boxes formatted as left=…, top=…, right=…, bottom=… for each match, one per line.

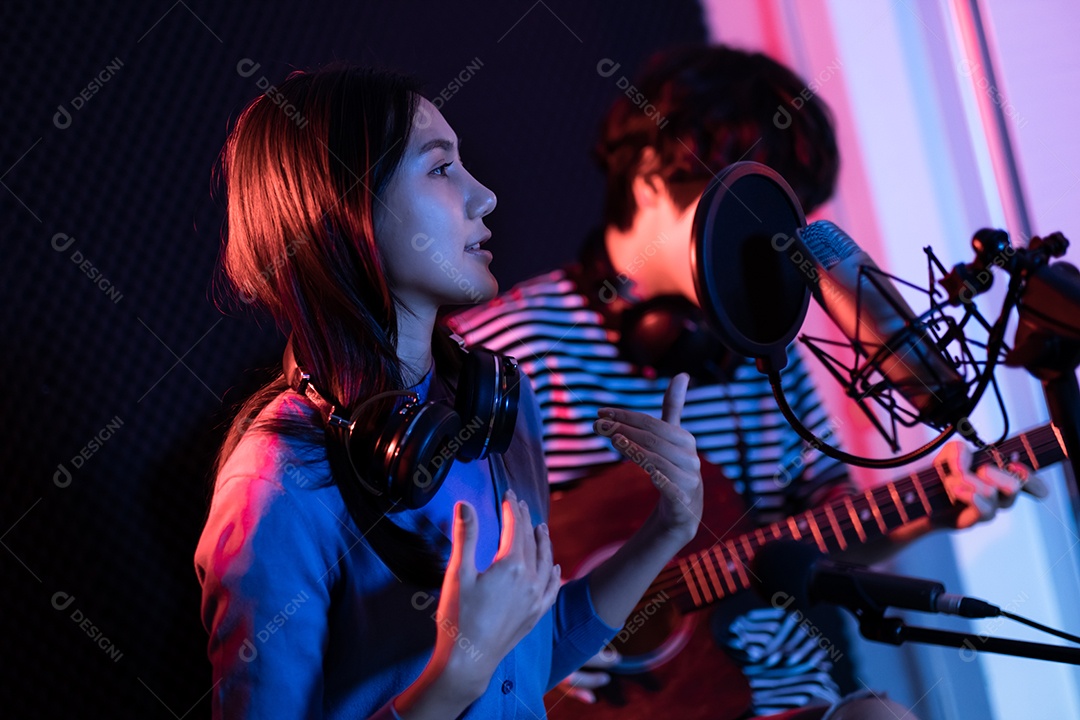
left=643, top=477, right=953, bottom=604
left=644, top=435, right=1062, bottom=608
left=642, top=430, right=1060, bottom=605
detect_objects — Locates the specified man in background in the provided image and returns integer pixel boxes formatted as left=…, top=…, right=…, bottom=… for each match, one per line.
left=449, top=44, right=1025, bottom=719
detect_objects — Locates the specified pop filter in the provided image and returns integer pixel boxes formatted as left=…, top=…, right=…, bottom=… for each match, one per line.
left=691, top=162, right=809, bottom=371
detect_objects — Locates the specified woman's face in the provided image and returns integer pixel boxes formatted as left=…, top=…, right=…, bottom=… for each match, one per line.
left=374, top=97, right=498, bottom=316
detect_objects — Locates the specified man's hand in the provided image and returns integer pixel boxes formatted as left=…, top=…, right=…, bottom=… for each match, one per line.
left=934, top=439, right=1049, bottom=530
left=553, top=648, right=621, bottom=704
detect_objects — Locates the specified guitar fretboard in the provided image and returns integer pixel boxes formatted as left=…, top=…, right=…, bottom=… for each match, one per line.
left=646, top=423, right=1066, bottom=615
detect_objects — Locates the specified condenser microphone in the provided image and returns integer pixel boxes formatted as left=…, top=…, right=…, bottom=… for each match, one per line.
left=796, top=221, right=968, bottom=427
left=752, top=541, right=1001, bottom=619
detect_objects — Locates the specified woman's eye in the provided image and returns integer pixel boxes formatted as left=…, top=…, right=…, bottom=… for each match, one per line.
left=432, top=161, right=454, bottom=176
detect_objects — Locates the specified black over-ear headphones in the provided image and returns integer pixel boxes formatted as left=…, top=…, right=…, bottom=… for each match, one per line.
left=568, top=231, right=744, bottom=383
left=283, top=330, right=520, bottom=509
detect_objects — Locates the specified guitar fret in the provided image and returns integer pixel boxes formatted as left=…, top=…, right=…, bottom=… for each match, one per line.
left=1052, top=424, right=1068, bottom=459
left=935, top=462, right=956, bottom=505
left=641, top=423, right=1067, bottom=621
left=990, top=446, right=1005, bottom=470
left=702, top=549, right=727, bottom=598
left=740, top=535, right=754, bottom=565
left=912, top=473, right=932, bottom=515
left=678, top=558, right=703, bottom=607
left=1020, top=433, right=1039, bottom=470
left=844, top=495, right=867, bottom=543
left=727, top=540, right=750, bottom=587
left=807, top=511, right=827, bottom=553
left=888, top=484, right=909, bottom=524
left=865, top=489, right=887, bottom=533
left=713, top=545, right=736, bottom=594
left=690, top=557, right=715, bottom=603
left=823, top=503, right=847, bottom=550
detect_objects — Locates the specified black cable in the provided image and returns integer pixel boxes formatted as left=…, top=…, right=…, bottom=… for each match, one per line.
left=1001, top=610, right=1080, bottom=646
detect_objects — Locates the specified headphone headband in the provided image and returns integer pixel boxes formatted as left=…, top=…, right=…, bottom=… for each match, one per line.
left=280, top=331, right=519, bottom=508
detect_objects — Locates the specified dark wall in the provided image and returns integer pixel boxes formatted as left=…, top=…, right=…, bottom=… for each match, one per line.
left=0, top=1, right=705, bottom=716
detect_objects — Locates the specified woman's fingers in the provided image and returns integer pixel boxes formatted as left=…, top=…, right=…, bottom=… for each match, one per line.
left=596, top=409, right=696, bottom=451
left=519, top=498, right=537, bottom=571
left=541, top=559, right=561, bottom=610
left=493, top=490, right=518, bottom=563
left=602, top=422, right=700, bottom=474
left=661, top=373, right=689, bottom=428
left=448, top=501, right=478, bottom=584
left=610, top=432, right=693, bottom=505
left=535, top=522, right=553, bottom=577
left=595, top=409, right=697, bottom=458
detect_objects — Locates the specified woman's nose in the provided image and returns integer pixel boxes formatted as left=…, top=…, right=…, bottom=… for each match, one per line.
left=467, top=177, right=497, bottom=220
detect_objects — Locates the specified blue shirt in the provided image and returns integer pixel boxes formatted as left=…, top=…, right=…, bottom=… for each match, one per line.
left=194, top=370, right=618, bottom=718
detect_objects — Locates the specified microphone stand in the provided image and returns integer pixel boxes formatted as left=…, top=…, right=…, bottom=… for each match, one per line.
left=856, top=611, right=1080, bottom=666
left=945, top=229, right=1080, bottom=529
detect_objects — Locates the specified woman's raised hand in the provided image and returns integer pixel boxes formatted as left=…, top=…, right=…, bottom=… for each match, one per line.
left=397, top=492, right=560, bottom=717
left=594, top=373, right=703, bottom=546
left=432, top=491, right=561, bottom=699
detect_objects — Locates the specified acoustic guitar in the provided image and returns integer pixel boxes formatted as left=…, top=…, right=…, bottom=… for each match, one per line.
left=544, top=423, right=1068, bottom=720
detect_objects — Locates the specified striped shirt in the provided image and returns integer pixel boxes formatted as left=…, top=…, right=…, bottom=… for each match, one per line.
left=447, top=269, right=853, bottom=525
left=448, top=265, right=857, bottom=715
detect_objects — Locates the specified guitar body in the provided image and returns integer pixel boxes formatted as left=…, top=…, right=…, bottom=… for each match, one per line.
left=543, top=421, right=1067, bottom=720
left=546, top=459, right=753, bottom=720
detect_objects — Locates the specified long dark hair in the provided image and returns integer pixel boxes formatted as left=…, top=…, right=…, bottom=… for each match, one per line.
left=215, top=65, right=457, bottom=587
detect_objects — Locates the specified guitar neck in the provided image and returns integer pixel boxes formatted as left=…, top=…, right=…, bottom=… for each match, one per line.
left=655, top=423, right=1066, bottom=615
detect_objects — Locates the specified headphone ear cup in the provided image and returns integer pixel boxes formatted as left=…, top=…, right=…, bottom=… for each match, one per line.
left=385, top=402, right=463, bottom=509
left=454, top=347, right=493, bottom=460
left=343, top=394, right=402, bottom=500
left=487, top=356, right=519, bottom=455
left=454, top=346, right=520, bottom=460
left=345, top=396, right=462, bottom=509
